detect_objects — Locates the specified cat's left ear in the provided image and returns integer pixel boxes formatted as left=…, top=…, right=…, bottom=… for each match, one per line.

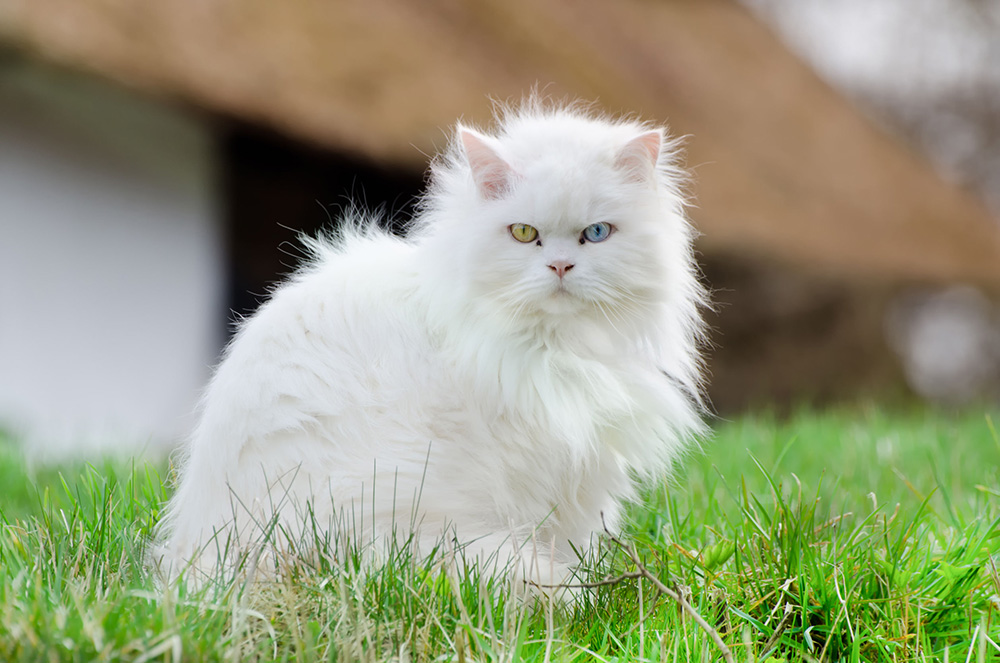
left=460, top=127, right=516, bottom=200
left=616, top=129, right=663, bottom=182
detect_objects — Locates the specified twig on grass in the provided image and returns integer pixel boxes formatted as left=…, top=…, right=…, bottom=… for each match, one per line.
left=601, top=522, right=735, bottom=663
left=760, top=602, right=794, bottom=656
left=530, top=516, right=735, bottom=663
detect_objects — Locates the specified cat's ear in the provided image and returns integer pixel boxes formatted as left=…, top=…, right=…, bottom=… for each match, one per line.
left=616, top=129, right=663, bottom=182
left=460, top=127, right=515, bottom=200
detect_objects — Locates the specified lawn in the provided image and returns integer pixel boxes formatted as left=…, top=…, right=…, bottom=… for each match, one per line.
left=1, top=407, right=998, bottom=662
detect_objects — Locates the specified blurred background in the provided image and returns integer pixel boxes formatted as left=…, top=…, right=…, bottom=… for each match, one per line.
left=1, top=0, right=998, bottom=457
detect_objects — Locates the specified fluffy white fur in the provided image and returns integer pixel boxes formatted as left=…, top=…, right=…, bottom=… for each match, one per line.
left=154, top=100, right=708, bottom=588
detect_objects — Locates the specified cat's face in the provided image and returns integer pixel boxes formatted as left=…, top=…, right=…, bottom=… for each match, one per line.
left=456, top=124, right=677, bottom=329
left=480, top=173, right=661, bottom=319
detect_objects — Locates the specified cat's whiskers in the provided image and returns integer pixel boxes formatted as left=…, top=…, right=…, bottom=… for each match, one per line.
left=489, top=281, right=545, bottom=331
left=613, top=288, right=659, bottom=321
left=502, top=298, right=533, bottom=331
left=594, top=300, right=628, bottom=339
left=588, top=282, right=651, bottom=319
left=603, top=281, right=651, bottom=305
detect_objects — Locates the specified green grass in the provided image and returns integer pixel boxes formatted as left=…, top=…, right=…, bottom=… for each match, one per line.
left=1, top=407, right=998, bottom=662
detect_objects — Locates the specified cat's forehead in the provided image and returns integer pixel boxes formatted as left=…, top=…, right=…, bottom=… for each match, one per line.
left=501, top=113, right=638, bottom=153
left=485, top=112, right=659, bottom=230
left=512, top=169, right=622, bottom=232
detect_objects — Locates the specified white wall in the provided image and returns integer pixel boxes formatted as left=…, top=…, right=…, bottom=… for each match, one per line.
left=0, top=63, right=223, bottom=458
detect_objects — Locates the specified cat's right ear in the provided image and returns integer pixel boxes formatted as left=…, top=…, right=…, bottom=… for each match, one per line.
left=616, top=129, right=663, bottom=183
left=460, top=127, right=514, bottom=200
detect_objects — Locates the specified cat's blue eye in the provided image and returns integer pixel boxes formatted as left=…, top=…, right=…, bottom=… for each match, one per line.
left=582, top=222, right=613, bottom=243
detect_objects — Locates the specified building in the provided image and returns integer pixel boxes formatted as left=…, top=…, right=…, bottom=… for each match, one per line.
left=1, top=0, right=998, bottom=454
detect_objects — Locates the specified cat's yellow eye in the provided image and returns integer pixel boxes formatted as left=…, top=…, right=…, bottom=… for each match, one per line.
left=509, top=224, right=539, bottom=243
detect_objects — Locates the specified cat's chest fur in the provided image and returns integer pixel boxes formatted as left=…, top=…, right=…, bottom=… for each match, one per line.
left=449, top=325, right=639, bottom=449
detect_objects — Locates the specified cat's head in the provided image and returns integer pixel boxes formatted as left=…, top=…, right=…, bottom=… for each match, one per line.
left=422, top=105, right=700, bottom=342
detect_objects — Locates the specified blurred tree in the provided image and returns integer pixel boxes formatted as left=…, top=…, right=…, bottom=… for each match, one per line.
left=743, top=0, right=1000, bottom=214
left=742, top=0, right=1000, bottom=404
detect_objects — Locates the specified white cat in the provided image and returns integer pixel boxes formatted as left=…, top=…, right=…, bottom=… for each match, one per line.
left=154, top=99, right=708, bottom=590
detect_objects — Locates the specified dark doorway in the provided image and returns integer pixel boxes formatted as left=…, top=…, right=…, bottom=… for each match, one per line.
left=221, top=123, right=425, bottom=324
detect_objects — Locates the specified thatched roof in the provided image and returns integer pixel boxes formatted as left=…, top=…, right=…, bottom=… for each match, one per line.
left=3, top=0, right=999, bottom=287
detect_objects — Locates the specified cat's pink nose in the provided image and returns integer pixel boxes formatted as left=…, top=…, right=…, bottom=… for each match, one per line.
left=548, top=260, right=575, bottom=278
